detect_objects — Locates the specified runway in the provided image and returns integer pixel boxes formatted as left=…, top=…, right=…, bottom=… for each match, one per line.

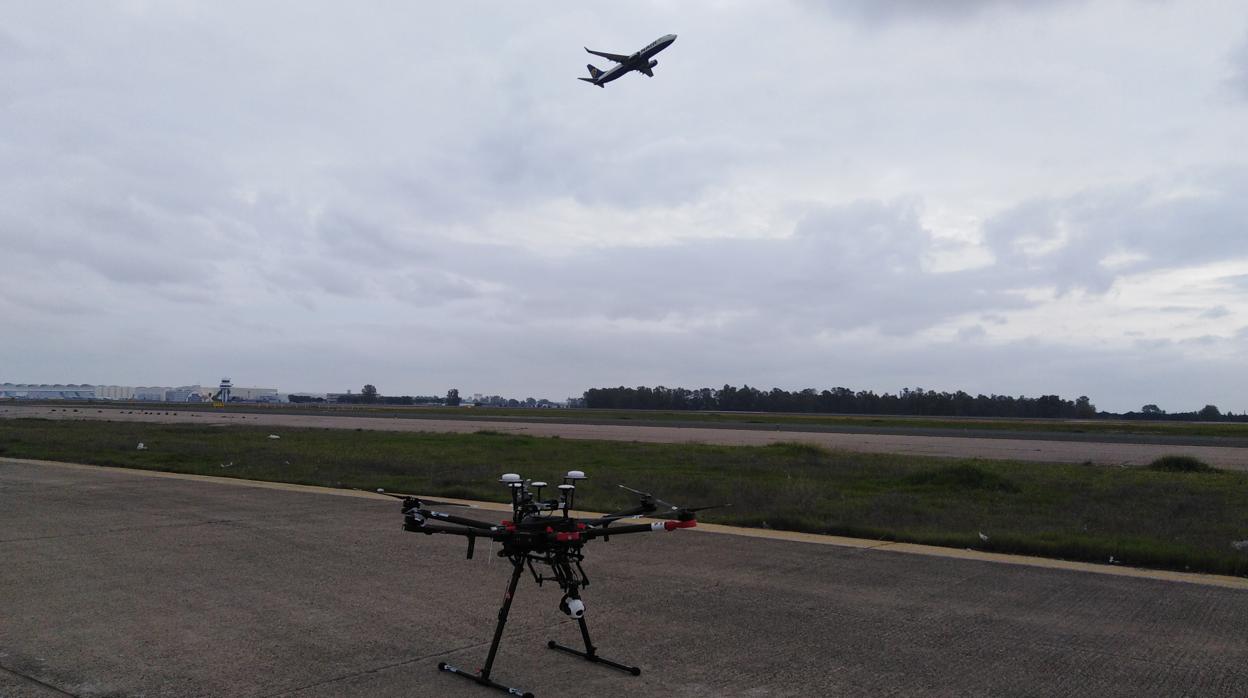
left=3, top=404, right=1248, bottom=469
left=3, top=459, right=1247, bottom=697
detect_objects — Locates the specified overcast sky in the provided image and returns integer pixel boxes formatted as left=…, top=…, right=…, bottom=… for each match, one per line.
left=2, top=1, right=1247, bottom=411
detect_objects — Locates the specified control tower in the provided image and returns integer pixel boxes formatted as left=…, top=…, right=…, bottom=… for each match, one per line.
left=212, top=378, right=232, bottom=407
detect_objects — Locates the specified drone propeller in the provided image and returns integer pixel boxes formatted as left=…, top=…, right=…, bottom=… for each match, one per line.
left=616, top=485, right=730, bottom=521
left=372, top=489, right=474, bottom=508
left=646, top=503, right=732, bottom=521
left=617, top=484, right=681, bottom=515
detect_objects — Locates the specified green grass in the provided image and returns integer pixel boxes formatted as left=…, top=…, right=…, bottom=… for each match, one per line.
left=5, top=419, right=1248, bottom=576
left=1147, top=455, right=1216, bottom=473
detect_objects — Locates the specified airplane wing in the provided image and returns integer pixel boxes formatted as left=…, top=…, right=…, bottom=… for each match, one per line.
left=585, top=47, right=631, bottom=63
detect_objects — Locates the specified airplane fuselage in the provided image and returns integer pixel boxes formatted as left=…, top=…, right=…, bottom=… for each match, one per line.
left=581, top=34, right=677, bottom=87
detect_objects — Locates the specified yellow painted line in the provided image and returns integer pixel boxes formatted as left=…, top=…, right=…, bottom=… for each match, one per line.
left=5, top=457, right=1247, bottom=590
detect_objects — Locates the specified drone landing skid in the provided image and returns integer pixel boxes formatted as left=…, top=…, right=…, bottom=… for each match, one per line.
left=438, top=662, right=533, bottom=698
left=438, top=557, right=637, bottom=698
left=548, top=622, right=641, bottom=675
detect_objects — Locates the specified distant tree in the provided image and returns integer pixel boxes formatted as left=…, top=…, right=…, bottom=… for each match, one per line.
left=1140, top=404, right=1163, bottom=415
left=446, top=388, right=461, bottom=406
left=1198, top=404, right=1222, bottom=420
left=360, top=384, right=379, bottom=403
left=1074, top=396, right=1097, bottom=418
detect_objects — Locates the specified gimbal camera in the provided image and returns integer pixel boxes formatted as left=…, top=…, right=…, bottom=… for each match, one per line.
left=384, top=470, right=722, bottom=698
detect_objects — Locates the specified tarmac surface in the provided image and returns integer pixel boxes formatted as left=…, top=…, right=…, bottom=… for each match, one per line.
left=3, top=459, right=1248, bottom=697
left=4, top=404, right=1248, bottom=469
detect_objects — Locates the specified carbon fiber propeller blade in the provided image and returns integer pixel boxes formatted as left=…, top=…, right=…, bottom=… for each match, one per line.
left=616, top=485, right=730, bottom=519
left=645, top=503, right=733, bottom=520
left=372, top=489, right=474, bottom=507
left=617, top=484, right=683, bottom=516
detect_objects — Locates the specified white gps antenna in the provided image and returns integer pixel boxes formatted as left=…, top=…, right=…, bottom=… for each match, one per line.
left=499, top=473, right=525, bottom=503
left=560, top=470, right=587, bottom=516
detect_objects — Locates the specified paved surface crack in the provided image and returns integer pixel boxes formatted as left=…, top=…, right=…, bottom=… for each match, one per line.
left=0, top=663, right=79, bottom=697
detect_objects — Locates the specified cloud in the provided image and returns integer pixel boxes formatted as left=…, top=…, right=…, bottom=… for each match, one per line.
left=1223, top=273, right=1248, bottom=291
left=0, top=29, right=22, bottom=61
left=980, top=170, right=1248, bottom=294
left=1, top=1, right=1247, bottom=413
left=1229, top=31, right=1248, bottom=100
left=806, top=0, right=1073, bottom=25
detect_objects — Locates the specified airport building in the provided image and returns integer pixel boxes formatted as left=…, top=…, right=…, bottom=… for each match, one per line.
left=0, top=382, right=282, bottom=402
left=95, top=385, right=135, bottom=400
left=0, top=384, right=97, bottom=400
left=229, top=387, right=280, bottom=402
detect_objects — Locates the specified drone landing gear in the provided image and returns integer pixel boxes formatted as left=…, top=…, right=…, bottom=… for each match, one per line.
left=438, top=558, right=640, bottom=697
left=547, top=616, right=641, bottom=676
left=438, top=562, right=535, bottom=698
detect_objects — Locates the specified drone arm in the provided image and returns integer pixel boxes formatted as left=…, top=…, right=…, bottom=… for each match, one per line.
left=414, top=509, right=499, bottom=530
left=404, top=518, right=480, bottom=536
left=584, top=519, right=696, bottom=539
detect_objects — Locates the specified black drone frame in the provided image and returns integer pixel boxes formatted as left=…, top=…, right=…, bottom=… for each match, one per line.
left=387, top=470, right=718, bottom=698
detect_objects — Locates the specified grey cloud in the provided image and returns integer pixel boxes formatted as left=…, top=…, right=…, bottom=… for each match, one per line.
left=376, top=198, right=1033, bottom=337
left=1152, top=305, right=1233, bottom=319
left=1199, top=306, right=1230, bottom=319
left=0, top=29, right=23, bottom=61
left=807, top=0, right=1073, bottom=25
left=1230, top=32, right=1248, bottom=100
left=957, top=324, right=987, bottom=340
left=299, top=170, right=1248, bottom=346
left=0, top=285, right=97, bottom=317
left=1, top=192, right=222, bottom=289
left=981, top=171, right=1248, bottom=294
left=314, top=210, right=432, bottom=270
left=2, top=1, right=1247, bottom=412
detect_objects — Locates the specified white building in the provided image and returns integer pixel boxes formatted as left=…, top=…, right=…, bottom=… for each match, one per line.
left=133, top=386, right=169, bottom=401
left=0, top=383, right=96, bottom=400
left=0, top=381, right=281, bottom=402
left=95, top=385, right=136, bottom=400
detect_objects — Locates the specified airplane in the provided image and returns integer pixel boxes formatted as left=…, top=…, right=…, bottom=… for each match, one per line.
left=579, top=34, right=677, bottom=88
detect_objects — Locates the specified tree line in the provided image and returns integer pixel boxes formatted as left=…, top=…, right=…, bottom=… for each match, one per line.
left=295, top=386, right=462, bottom=406
left=583, top=385, right=1099, bottom=418
left=582, top=385, right=1248, bottom=421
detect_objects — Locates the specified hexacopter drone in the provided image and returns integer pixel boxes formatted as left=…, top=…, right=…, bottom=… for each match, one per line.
left=383, top=470, right=722, bottom=698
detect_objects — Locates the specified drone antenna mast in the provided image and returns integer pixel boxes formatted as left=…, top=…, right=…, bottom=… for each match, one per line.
left=561, top=470, right=586, bottom=518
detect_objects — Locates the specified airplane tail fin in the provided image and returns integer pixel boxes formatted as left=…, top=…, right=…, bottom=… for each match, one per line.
left=586, top=64, right=603, bottom=79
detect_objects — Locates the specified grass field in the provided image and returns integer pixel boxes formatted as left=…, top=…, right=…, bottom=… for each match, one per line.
left=5, top=417, right=1248, bottom=576
left=18, top=401, right=1248, bottom=439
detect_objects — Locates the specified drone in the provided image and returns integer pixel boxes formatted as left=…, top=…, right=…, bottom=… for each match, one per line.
left=381, top=470, right=723, bottom=698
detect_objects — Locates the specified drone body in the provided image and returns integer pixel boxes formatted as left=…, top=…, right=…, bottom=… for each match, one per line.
left=389, top=470, right=716, bottom=698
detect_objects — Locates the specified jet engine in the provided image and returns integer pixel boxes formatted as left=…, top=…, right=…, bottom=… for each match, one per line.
left=648, top=59, right=658, bottom=69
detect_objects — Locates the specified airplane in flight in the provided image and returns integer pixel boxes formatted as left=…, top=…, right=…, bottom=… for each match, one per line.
left=579, top=34, right=677, bottom=87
